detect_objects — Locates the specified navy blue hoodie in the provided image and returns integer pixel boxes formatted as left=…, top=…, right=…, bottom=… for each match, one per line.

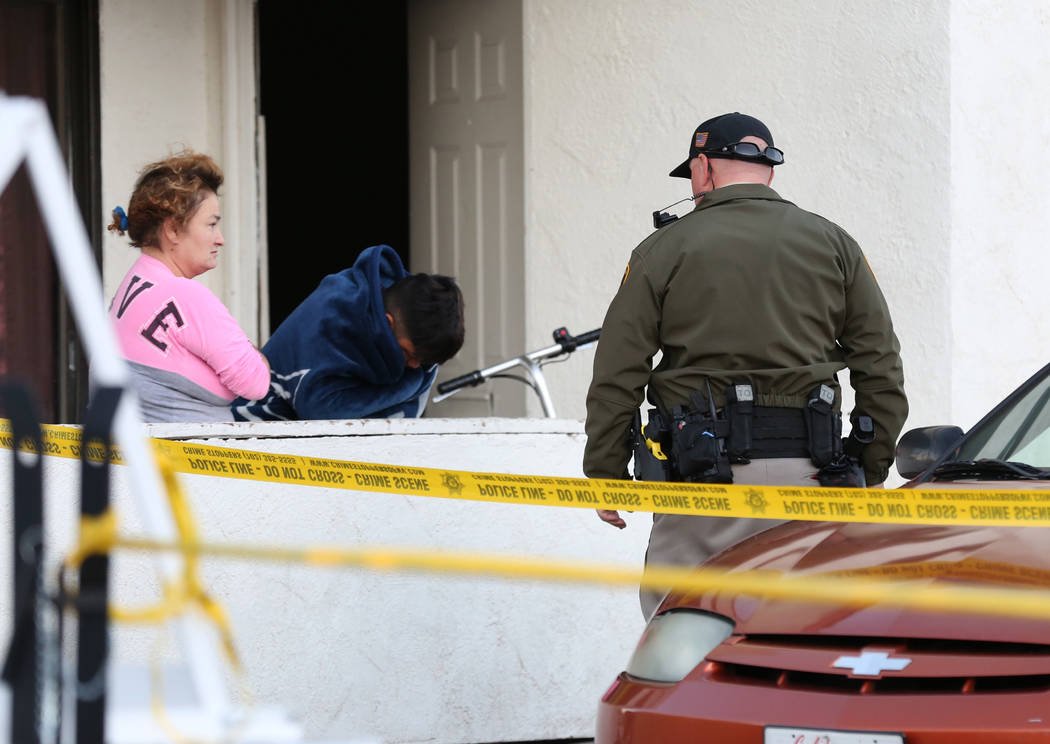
left=232, top=245, right=436, bottom=420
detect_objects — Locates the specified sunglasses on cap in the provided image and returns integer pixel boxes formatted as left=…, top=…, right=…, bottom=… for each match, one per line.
left=705, top=141, right=784, bottom=165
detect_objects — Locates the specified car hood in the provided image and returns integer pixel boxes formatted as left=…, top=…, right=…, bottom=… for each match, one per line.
left=672, top=520, right=1050, bottom=644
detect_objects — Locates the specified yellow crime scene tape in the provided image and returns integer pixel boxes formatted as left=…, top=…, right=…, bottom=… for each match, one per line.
left=105, top=536, right=1050, bottom=621
left=5, top=420, right=1050, bottom=528
left=5, top=420, right=1050, bottom=623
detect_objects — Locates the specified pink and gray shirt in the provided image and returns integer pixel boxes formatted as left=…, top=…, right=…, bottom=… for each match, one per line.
left=108, top=253, right=270, bottom=422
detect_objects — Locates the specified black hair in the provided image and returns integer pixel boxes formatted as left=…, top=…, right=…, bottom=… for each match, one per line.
left=382, top=274, right=465, bottom=368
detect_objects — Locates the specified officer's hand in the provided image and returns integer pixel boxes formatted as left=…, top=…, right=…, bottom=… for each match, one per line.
left=596, top=509, right=626, bottom=529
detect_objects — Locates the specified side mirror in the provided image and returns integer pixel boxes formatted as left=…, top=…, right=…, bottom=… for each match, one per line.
left=895, top=425, right=965, bottom=479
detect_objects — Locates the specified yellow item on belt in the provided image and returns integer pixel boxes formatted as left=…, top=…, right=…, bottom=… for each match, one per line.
left=645, top=438, right=668, bottom=460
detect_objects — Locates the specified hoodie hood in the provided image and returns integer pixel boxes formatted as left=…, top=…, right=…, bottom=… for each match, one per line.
left=310, top=244, right=408, bottom=384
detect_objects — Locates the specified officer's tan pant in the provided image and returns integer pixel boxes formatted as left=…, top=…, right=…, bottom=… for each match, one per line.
left=640, top=457, right=818, bottom=620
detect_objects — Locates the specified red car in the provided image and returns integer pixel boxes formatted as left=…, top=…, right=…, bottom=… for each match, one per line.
left=597, top=363, right=1050, bottom=743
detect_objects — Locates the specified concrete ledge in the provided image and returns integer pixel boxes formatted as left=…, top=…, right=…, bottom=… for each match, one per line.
left=1, top=417, right=649, bottom=743
left=143, top=416, right=587, bottom=440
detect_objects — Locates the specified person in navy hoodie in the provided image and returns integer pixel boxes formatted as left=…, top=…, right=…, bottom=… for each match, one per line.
left=233, top=244, right=464, bottom=420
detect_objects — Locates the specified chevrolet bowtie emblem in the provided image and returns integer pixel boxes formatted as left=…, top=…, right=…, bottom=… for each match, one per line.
left=832, top=650, right=912, bottom=677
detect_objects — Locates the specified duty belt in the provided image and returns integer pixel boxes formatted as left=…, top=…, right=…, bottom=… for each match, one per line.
left=748, top=407, right=810, bottom=459
left=632, top=383, right=846, bottom=484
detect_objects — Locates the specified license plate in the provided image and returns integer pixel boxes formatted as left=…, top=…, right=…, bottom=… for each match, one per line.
left=765, top=726, right=904, bottom=744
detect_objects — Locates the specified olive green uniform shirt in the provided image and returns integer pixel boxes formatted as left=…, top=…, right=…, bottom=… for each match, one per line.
left=583, top=184, right=907, bottom=485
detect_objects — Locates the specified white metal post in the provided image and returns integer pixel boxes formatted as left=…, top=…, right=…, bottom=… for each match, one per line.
left=1, top=93, right=233, bottom=721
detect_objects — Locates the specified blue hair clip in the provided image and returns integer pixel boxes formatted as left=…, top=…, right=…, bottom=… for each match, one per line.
left=113, top=206, right=128, bottom=231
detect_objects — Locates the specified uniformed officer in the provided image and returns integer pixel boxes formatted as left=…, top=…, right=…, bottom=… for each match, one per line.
left=583, top=112, right=908, bottom=619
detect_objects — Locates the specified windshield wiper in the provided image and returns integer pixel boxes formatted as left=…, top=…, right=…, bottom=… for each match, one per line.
left=931, top=458, right=1050, bottom=481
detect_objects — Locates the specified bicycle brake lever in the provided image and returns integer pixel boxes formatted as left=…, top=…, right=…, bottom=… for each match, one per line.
left=552, top=326, right=577, bottom=351
left=431, top=388, right=461, bottom=404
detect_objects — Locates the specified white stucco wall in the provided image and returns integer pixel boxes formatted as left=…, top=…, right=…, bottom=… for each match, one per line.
left=96, top=0, right=1050, bottom=449
left=99, top=0, right=261, bottom=340
left=95, top=0, right=1050, bottom=437
left=0, top=420, right=650, bottom=743
left=949, top=1, right=1050, bottom=427
left=99, top=0, right=225, bottom=301
left=522, top=0, right=954, bottom=465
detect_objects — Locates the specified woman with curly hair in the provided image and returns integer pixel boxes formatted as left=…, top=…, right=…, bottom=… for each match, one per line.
left=107, top=150, right=269, bottom=422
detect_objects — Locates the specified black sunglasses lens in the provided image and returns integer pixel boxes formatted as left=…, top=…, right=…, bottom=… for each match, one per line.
left=716, top=142, right=783, bottom=164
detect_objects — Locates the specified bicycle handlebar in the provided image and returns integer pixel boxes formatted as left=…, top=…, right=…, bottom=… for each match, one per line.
left=435, top=326, right=600, bottom=396
left=553, top=327, right=600, bottom=352
left=437, top=369, right=485, bottom=395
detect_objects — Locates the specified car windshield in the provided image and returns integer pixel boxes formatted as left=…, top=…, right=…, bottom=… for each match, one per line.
left=954, top=365, right=1050, bottom=469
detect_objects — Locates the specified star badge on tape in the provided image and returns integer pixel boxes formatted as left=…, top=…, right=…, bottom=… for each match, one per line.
left=745, top=489, right=769, bottom=515
left=440, top=472, right=464, bottom=495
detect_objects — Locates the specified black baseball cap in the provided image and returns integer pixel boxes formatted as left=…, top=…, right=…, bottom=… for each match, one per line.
left=669, top=112, right=779, bottom=178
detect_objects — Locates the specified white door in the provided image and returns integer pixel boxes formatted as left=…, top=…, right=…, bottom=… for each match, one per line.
left=408, top=0, right=526, bottom=417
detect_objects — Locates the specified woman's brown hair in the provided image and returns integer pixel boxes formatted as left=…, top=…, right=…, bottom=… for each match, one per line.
left=107, top=150, right=224, bottom=248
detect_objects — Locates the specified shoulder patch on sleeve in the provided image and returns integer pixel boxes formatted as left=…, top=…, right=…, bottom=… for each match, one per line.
left=862, top=252, right=879, bottom=284
left=620, top=262, right=631, bottom=286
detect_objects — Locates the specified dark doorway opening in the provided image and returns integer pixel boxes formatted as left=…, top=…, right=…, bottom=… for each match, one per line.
left=258, top=1, right=409, bottom=335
